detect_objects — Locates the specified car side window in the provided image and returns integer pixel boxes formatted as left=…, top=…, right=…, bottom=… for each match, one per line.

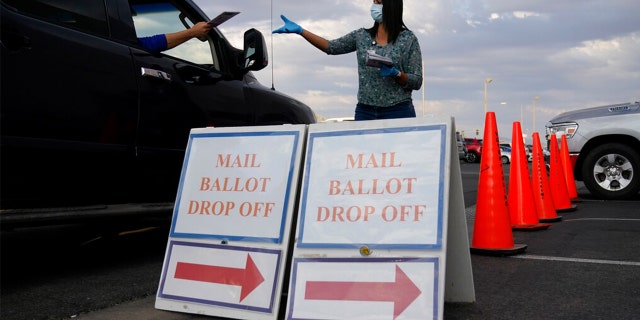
left=2, top=0, right=108, bottom=37
left=130, top=1, right=217, bottom=68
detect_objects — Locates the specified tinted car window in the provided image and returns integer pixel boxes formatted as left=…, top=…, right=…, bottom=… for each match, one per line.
left=3, top=0, right=108, bottom=36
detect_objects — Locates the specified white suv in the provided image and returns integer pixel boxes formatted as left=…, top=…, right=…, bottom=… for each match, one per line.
left=545, top=102, right=640, bottom=200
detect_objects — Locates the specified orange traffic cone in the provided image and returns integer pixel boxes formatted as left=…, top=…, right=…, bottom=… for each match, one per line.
left=507, top=123, right=550, bottom=230
left=549, top=134, right=577, bottom=212
left=531, top=132, right=562, bottom=223
left=471, top=112, right=527, bottom=255
left=560, top=134, right=582, bottom=202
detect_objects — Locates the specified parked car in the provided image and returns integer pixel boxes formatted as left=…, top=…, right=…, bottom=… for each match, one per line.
left=525, top=144, right=534, bottom=162
left=456, top=132, right=467, bottom=161
left=322, top=117, right=354, bottom=123
left=464, top=138, right=482, bottom=163
left=500, top=146, right=511, bottom=164
left=501, top=143, right=532, bottom=162
left=545, top=102, right=640, bottom=200
left=0, top=0, right=316, bottom=226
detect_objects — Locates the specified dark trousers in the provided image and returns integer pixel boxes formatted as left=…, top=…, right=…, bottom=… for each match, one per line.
left=354, top=100, right=416, bottom=120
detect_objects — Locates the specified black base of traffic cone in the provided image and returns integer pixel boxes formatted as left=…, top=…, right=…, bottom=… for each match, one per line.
left=470, top=244, right=528, bottom=256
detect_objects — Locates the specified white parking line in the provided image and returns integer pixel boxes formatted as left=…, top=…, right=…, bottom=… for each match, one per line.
left=511, top=254, right=640, bottom=266
left=563, top=218, right=640, bottom=222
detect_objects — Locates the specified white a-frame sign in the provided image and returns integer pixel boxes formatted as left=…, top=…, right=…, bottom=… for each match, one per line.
left=155, top=124, right=306, bottom=320
left=286, top=117, right=475, bottom=320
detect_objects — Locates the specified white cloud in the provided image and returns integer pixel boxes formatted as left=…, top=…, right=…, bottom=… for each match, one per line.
left=489, top=11, right=541, bottom=21
left=512, top=11, right=540, bottom=19
left=562, top=33, right=640, bottom=72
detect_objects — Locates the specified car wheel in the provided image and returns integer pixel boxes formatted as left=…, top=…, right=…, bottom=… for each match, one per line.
left=465, top=152, right=478, bottom=163
left=581, top=143, right=640, bottom=200
left=501, top=156, right=510, bottom=164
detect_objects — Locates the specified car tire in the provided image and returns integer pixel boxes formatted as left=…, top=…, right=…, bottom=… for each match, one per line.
left=501, top=156, right=510, bottom=164
left=581, top=142, right=640, bottom=200
left=465, top=152, right=479, bottom=163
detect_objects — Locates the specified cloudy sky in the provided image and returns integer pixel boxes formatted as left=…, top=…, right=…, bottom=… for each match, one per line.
left=193, top=0, right=639, bottom=142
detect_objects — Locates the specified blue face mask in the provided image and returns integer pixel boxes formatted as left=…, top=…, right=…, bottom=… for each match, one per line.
left=370, top=4, right=383, bottom=23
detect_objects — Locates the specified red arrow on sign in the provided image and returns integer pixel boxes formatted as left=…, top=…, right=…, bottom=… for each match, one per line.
left=174, top=254, right=264, bottom=302
left=304, top=265, right=421, bottom=319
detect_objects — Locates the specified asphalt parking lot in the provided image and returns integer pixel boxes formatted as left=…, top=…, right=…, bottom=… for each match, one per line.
left=448, top=198, right=640, bottom=319
left=76, top=181, right=640, bottom=320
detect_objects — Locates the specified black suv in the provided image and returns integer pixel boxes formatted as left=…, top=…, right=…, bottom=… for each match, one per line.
left=1, top=0, right=316, bottom=225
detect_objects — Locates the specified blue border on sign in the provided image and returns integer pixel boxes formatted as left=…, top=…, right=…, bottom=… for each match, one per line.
left=170, top=130, right=300, bottom=243
left=157, top=240, right=282, bottom=313
left=298, top=125, right=446, bottom=250
left=287, top=257, right=439, bottom=320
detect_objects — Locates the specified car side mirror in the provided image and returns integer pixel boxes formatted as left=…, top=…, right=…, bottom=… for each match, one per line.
left=242, top=28, right=268, bottom=72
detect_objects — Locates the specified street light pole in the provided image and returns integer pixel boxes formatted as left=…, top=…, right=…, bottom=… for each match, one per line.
left=533, top=96, right=539, bottom=134
left=483, top=78, right=493, bottom=114
left=520, top=104, right=523, bottom=124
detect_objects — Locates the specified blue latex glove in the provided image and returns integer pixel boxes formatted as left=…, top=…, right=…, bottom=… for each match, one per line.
left=380, top=64, right=400, bottom=78
left=272, top=15, right=302, bottom=34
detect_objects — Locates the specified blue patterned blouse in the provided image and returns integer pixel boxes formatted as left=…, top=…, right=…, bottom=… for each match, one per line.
left=327, top=28, right=423, bottom=107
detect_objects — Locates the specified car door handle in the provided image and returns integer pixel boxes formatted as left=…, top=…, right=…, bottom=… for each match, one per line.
left=140, top=67, right=172, bottom=82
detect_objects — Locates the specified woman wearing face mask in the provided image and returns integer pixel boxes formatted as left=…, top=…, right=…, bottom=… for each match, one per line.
left=273, top=0, right=423, bottom=120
